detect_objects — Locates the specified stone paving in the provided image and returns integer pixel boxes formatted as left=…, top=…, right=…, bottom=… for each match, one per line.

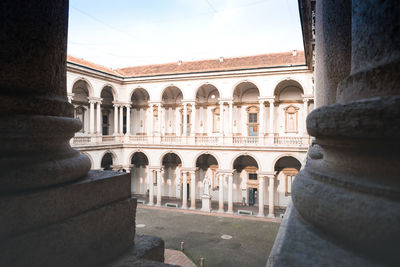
left=165, top=249, right=196, bottom=267
left=136, top=206, right=281, bottom=267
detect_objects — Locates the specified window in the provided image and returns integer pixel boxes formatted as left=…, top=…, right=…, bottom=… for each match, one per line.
left=212, top=108, right=220, bottom=132
left=284, top=105, right=299, bottom=133
left=249, top=113, right=257, bottom=123
left=102, top=111, right=109, bottom=135
left=249, top=173, right=258, bottom=180
left=247, top=106, right=259, bottom=136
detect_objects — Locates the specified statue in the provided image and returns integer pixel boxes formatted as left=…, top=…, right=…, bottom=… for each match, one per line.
left=203, top=176, right=211, bottom=196
left=201, top=168, right=212, bottom=212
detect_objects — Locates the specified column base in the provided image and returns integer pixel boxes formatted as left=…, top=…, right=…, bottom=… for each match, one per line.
left=226, top=210, right=234, bottom=214
left=218, top=209, right=225, bottom=213
left=267, top=214, right=275, bottom=218
left=189, top=207, right=196, bottom=210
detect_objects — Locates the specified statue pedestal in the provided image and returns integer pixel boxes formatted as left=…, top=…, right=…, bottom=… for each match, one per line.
left=201, top=195, right=212, bottom=212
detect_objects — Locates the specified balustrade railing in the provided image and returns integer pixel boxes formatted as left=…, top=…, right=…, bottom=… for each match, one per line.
left=195, top=136, right=219, bottom=145
left=72, top=136, right=91, bottom=144
left=233, top=136, right=259, bottom=145
left=274, top=136, right=304, bottom=145
left=161, top=136, right=182, bottom=144
left=102, top=135, right=115, bottom=143
left=129, top=135, right=148, bottom=143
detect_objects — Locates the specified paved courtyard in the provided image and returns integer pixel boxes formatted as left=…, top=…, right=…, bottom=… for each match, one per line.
left=136, top=206, right=280, bottom=267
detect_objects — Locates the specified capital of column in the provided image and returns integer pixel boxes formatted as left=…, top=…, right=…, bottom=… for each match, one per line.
left=112, top=101, right=122, bottom=107
left=88, top=97, right=102, bottom=104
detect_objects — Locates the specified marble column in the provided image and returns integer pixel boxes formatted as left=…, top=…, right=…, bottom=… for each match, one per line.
left=175, top=108, right=181, bottom=136
left=259, top=100, right=265, bottom=136
left=258, top=175, right=265, bottom=217
left=268, top=100, right=274, bottom=135
left=227, top=173, right=233, bottom=213
left=148, top=170, right=155, bottom=205
left=150, top=104, right=154, bottom=136
left=268, top=176, right=274, bottom=218
left=119, top=104, right=123, bottom=134
left=113, top=104, right=118, bottom=135
left=228, top=101, right=233, bottom=135
left=207, top=107, right=212, bottom=135
left=218, top=174, right=224, bottom=213
left=157, top=104, right=162, bottom=136
left=182, top=171, right=188, bottom=209
left=182, top=103, right=187, bottom=136
left=126, top=104, right=131, bottom=135
left=303, top=99, right=309, bottom=135
left=156, top=169, right=162, bottom=206
left=190, top=103, right=196, bottom=136
left=219, top=101, right=224, bottom=136
left=89, top=100, right=95, bottom=134
left=96, top=100, right=102, bottom=135
left=190, top=170, right=196, bottom=209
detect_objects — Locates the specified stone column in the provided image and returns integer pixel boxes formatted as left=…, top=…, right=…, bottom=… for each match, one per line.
left=156, top=168, right=162, bottom=206
left=182, top=171, right=188, bottom=209
left=119, top=104, right=123, bottom=134
left=218, top=174, right=224, bottom=213
left=219, top=101, right=224, bottom=136
left=190, top=102, right=196, bottom=136
left=303, top=99, right=309, bottom=135
left=148, top=170, right=155, bottom=205
left=258, top=175, right=265, bottom=217
left=207, top=107, right=212, bottom=135
left=259, top=99, right=265, bottom=136
left=190, top=170, right=196, bottom=209
left=126, top=104, right=131, bottom=135
left=227, top=173, right=233, bottom=214
left=268, top=100, right=274, bottom=134
left=96, top=100, right=102, bottom=135
left=182, top=103, right=187, bottom=136
left=157, top=104, right=162, bottom=136
left=175, top=108, right=181, bottom=136
left=228, top=101, right=233, bottom=135
left=149, top=104, right=154, bottom=136
left=113, top=103, right=118, bottom=135
left=267, top=176, right=274, bottom=218
left=89, top=99, right=95, bottom=134
left=0, top=0, right=91, bottom=192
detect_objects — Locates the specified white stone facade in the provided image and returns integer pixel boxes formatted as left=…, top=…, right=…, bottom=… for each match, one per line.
left=67, top=55, right=314, bottom=216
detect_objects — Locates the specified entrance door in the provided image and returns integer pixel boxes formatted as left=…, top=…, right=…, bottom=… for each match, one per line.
left=249, top=188, right=257, bottom=206
left=187, top=183, right=190, bottom=199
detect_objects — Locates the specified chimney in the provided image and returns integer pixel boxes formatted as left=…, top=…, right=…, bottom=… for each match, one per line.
left=178, top=60, right=182, bottom=66
left=219, top=57, right=224, bottom=62
left=292, top=50, right=297, bottom=56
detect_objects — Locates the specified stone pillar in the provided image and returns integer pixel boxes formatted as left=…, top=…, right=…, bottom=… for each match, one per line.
left=267, top=176, right=274, bottom=218
left=258, top=175, right=265, bottom=217
left=89, top=99, right=95, bottom=134
left=219, top=101, right=224, bottom=136
left=119, top=105, right=123, bottom=134
left=182, top=103, right=187, bottom=136
left=156, top=169, right=162, bottom=206
left=303, top=99, right=309, bottom=135
left=227, top=173, right=233, bottom=214
left=207, top=107, right=212, bottom=135
left=157, top=104, right=162, bottom=136
left=150, top=104, right=154, bottom=136
left=149, top=170, right=155, bottom=205
left=190, top=103, right=196, bottom=136
left=96, top=100, right=102, bottom=135
left=126, top=104, right=131, bottom=135
left=259, top=99, right=265, bottom=136
left=182, top=171, right=188, bottom=209
left=228, top=101, right=233, bottom=135
left=113, top=104, right=119, bottom=135
left=175, top=108, right=181, bottom=136
left=190, top=170, right=196, bottom=209
left=268, top=100, right=274, bottom=135
left=218, top=174, right=224, bottom=213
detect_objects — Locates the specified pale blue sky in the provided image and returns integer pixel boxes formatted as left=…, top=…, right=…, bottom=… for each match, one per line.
left=68, top=0, right=303, bottom=68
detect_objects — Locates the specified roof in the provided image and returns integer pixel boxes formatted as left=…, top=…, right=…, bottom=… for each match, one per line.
left=67, top=51, right=305, bottom=77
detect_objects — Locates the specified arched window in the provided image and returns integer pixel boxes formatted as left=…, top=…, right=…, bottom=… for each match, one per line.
left=284, top=105, right=299, bottom=133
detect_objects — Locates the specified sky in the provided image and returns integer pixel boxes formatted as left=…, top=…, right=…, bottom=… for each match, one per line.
left=68, top=0, right=304, bottom=68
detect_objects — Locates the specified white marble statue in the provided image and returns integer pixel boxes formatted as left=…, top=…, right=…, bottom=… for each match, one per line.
left=202, top=169, right=212, bottom=196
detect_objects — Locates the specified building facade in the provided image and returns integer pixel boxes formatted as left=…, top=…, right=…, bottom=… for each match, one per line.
left=67, top=51, right=314, bottom=217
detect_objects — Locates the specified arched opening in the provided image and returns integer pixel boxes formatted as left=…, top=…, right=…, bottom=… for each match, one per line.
left=100, top=86, right=114, bottom=135
left=195, top=154, right=219, bottom=196
left=101, top=153, right=113, bottom=171
left=274, top=156, right=301, bottom=201
left=131, top=88, right=150, bottom=135
left=72, top=80, right=90, bottom=134
left=233, top=82, right=260, bottom=137
left=161, top=153, right=182, bottom=199
left=195, top=84, right=220, bottom=135
left=233, top=155, right=259, bottom=206
left=130, top=152, right=149, bottom=195
left=274, top=80, right=304, bottom=101
left=161, top=86, right=183, bottom=136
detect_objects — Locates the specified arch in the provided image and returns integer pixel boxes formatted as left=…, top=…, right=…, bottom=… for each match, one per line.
left=129, top=150, right=151, bottom=166
left=100, top=150, right=117, bottom=163
left=100, top=151, right=115, bottom=170
left=231, top=79, right=261, bottom=99
left=130, top=87, right=150, bottom=107
left=230, top=152, right=261, bottom=171
left=272, top=154, right=302, bottom=172
left=192, top=151, right=221, bottom=168
left=273, top=78, right=304, bottom=99
left=100, top=83, right=118, bottom=100
left=232, top=80, right=260, bottom=103
left=159, top=150, right=183, bottom=166
left=161, top=85, right=184, bottom=104
left=194, top=82, right=220, bottom=102
left=71, top=77, right=94, bottom=97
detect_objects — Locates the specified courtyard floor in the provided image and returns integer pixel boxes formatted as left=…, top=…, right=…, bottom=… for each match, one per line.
left=136, top=206, right=281, bottom=267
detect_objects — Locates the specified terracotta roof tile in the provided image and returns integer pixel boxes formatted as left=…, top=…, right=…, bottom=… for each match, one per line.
left=67, top=51, right=305, bottom=77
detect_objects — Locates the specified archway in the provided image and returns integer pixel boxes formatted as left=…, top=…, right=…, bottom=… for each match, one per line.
left=100, top=153, right=113, bottom=171
left=131, top=88, right=150, bottom=135
left=130, top=152, right=149, bottom=195
left=161, top=153, right=182, bottom=199
left=195, top=154, right=219, bottom=198
left=72, top=80, right=91, bottom=134
left=274, top=156, right=301, bottom=205
left=233, top=155, right=259, bottom=206
left=233, top=82, right=260, bottom=136
left=195, top=84, right=220, bottom=135
left=100, top=86, right=114, bottom=135
left=161, top=86, right=183, bottom=136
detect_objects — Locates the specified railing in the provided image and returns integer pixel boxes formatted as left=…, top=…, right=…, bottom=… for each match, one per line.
left=233, top=136, right=259, bottom=145
left=102, top=135, right=115, bottom=143
left=72, top=136, right=91, bottom=145
left=161, top=136, right=182, bottom=144
left=274, top=136, right=304, bottom=145
left=129, top=135, right=148, bottom=143
left=195, top=136, right=219, bottom=145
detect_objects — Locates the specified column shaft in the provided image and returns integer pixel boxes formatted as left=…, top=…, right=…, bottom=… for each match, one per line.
left=259, top=100, right=264, bottom=136
left=268, top=176, right=275, bottom=218
left=96, top=101, right=101, bottom=135
left=269, top=100, right=274, bottom=134
left=219, top=102, right=224, bottom=136
left=218, top=174, right=224, bottom=212
left=182, top=103, right=187, bottom=136
left=113, top=104, right=118, bottom=134
left=191, top=103, right=196, bottom=136
left=156, top=169, right=162, bottom=206
left=126, top=105, right=131, bottom=135
left=258, top=176, right=265, bottom=217
left=119, top=105, right=123, bottom=134
left=89, top=101, right=95, bottom=134
left=190, top=171, right=196, bottom=209
left=158, top=104, right=162, bottom=136
left=182, top=172, right=188, bottom=208
left=228, top=101, right=233, bottom=135
left=149, top=170, right=155, bottom=205
left=228, top=174, right=233, bottom=213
